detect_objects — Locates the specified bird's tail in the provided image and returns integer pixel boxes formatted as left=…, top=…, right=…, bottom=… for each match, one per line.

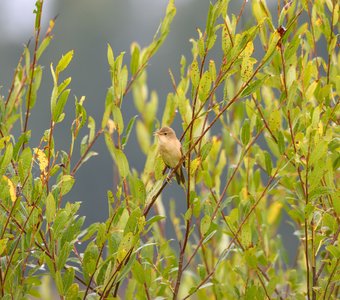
left=175, top=166, right=185, bottom=185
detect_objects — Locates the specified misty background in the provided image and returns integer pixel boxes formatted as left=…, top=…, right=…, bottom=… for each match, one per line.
left=0, top=0, right=299, bottom=261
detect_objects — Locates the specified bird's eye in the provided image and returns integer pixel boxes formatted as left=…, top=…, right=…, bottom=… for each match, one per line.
left=164, top=133, right=167, bottom=135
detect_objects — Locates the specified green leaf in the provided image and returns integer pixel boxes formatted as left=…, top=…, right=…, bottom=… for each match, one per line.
left=154, top=156, right=166, bottom=180
left=241, top=76, right=268, bottom=98
left=203, top=229, right=217, bottom=244
left=62, top=268, right=75, bottom=295
left=268, top=110, right=281, bottom=132
left=277, top=131, right=285, bottom=154
left=264, top=151, right=272, bottom=175
left=132, top=261, right=146, bottom=284
left=0, top=238, right=8, bottom=256
left=58, top=175, right=75, bottom=196
left=37, top=35, right=53, bottom=60
left=57, top=242, right=71, bottom=271
left=124, top=208, right=142, bottom=235
left=95, top=223, right=107, bottom=247
left=309, top=140, right=327, bottom=166
left=200, top=215, right=211, bottom=235
left=53, top=89, right=70, bottom=122
left=147, top=215, right=166, bottom=226
left=244, top=247, right=257, bottom=269
left=80, top=135, right=88, bottom=157
left=28, top=65, right=43, bottom=109
left=201, top=141, right=212, bottom=161
left=83, top=243, right=99, bottom=278
left=326, top=245, right=340, bottom=258
left=241, top=222, right=252, bottom=247
left=117, top=232, right=134, bottom=263
left=0, top=143, right=13, bottom=177
left=107, top=43, right=115, bottom=69
left=122, top=115, right=138, bottom=148
left=101, top=100, right=112, bottom=129
left=14, top=132, right=31, bottom=160
left=58, top=77, right=72, bottom=96
left=131, top=177, right=146, bottom=205
left=198, top=71, right=212, bottom=101
left=105, top=132, right=130, bottom=178
left=263, top=30, right=280, bottom=62
left=56, top=50, right=74, bottom=75
left=241, top=119, right=250, bottom=145
left=309, top=186, right=333, bottom=201
left=55, top=270, right=64, bottom=295
left=130, top=42, right=140, bottom=75
left=112, top=104, right=124, bottom=135
left=184, top=207, right=192, bottom=221
left=203, top=170, right=213, bottom=188
left=33, top=0, right=42, bottom=29
left=46, top=193, right=56, bottom=223
left=115, top=150, right=130, bottom=178
left=65, top=283, right=79, bottom=300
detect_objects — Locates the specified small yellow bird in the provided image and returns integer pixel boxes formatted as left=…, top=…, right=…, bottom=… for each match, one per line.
left=154, top=126, right=185, bottom=185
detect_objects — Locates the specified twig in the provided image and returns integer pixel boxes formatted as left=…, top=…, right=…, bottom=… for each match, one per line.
left=71, top=129, right=103, bottom=176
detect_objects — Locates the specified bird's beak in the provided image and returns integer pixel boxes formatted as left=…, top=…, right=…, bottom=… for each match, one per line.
left=153, top=130, right=160, bottom=136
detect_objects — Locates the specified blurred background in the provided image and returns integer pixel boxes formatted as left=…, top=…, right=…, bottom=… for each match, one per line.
left=0, top=0, right=299, bottom=259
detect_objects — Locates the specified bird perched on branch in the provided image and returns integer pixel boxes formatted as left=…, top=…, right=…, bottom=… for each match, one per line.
left=154, top=126, right=185, bottom=185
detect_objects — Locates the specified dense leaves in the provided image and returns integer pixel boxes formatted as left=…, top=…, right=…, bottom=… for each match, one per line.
left=0, top=0, right=339, bottom=299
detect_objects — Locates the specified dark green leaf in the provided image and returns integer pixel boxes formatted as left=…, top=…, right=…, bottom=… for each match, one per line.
left=241, top=119, right=250, bottom=145
left=241, top=76, right=268, bottom=98
left=264, top=151, right=272, bottom=175
left=53, top=89, right=70, bottom=122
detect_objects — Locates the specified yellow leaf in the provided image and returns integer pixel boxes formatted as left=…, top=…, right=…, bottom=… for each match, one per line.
left=241, top=57, right=256, bottom=82
left=0, top=238, right=8, bottom=256
left=33, top=148, right=48, bottom=172
left=2, top=175, right=16, bottom=202
left=268, top=110, right=281, bottom=132
left=190, top=59, right=200, bottom=88
left=317, top=121, right=323, bottom=136
left=190, top=157, right=201, bottom=175
left=267, top=202, right=283, bottom=225
left=243, top=41, right=254, bottom=57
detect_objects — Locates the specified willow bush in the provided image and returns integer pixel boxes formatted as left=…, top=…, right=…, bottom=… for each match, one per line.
left=0, top=0, right=339, bottom=299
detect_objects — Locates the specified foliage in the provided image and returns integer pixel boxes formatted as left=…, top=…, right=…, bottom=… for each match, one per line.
left=0, top=0, right=339, bottom=299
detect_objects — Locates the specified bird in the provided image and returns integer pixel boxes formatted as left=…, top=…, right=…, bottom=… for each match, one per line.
left=154, top=126, right=185, bottom=185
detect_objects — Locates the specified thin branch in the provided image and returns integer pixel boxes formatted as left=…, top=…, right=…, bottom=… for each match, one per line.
left=71, top=129, right=103, bottom=176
